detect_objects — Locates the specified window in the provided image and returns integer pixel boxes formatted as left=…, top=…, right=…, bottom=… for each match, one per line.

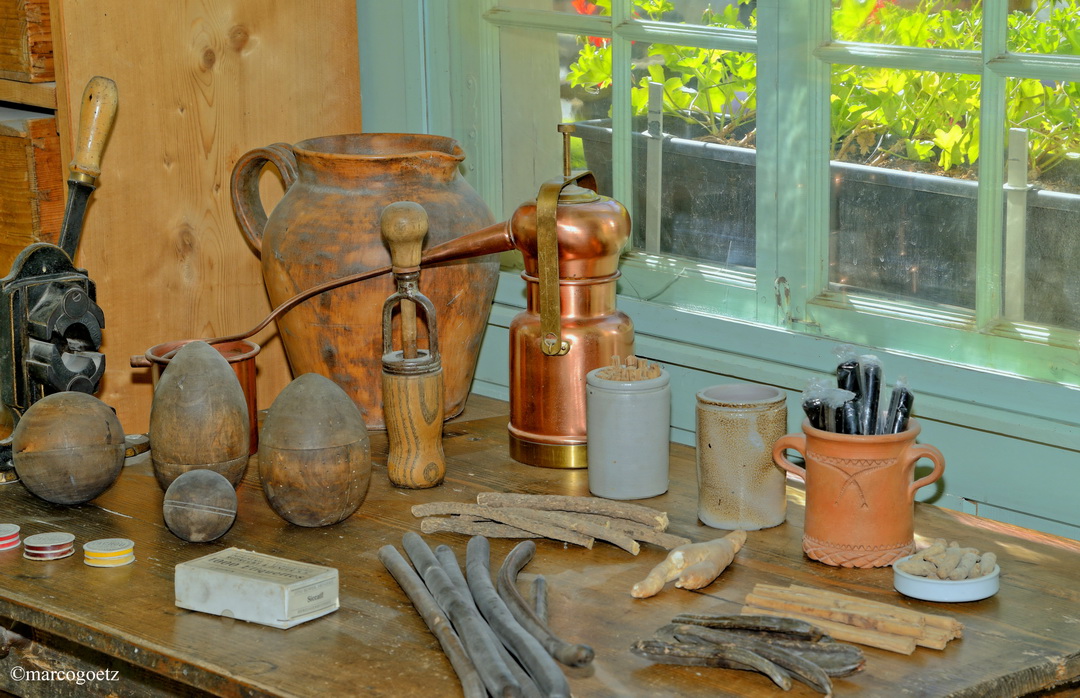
left=474, top=0, right=1080, bottom=387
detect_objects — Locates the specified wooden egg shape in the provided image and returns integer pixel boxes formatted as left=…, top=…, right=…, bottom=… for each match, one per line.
left=150, top=341, right=249, bottom=491
left=163, top=469, right=238, bottom=543
left=12, top=392, right=126, bottom=505
left=260, top=373, right=371, bottom=527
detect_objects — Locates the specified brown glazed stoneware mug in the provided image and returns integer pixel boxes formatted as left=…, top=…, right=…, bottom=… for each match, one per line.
left=772, top=418, right=945, bottom=568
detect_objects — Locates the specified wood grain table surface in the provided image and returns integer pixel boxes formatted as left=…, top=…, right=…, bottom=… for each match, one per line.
left=0, top=395, right=1078, bottom=697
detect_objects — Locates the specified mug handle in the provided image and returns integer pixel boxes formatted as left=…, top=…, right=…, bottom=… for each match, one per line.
left=230, top=143, right=299, bottom=257
left=772, top=434, right=807, bottom=481
left=907, top=444, right=946, bottom=499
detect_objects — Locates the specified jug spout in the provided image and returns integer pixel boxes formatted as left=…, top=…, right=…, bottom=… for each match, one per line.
left=420, top=220, right=514, bottom=267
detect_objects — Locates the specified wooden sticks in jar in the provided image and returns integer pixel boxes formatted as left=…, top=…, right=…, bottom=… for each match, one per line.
left=595, top=355, right=663, bottom=382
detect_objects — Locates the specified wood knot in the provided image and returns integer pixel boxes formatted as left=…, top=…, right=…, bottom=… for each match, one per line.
left=200, top=47, right=216, bottom=71
left=229, top=25, right=250, bottom=50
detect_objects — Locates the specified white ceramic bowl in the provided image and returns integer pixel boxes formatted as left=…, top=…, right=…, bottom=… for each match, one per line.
left=892, top=554, right=1001, bottom=602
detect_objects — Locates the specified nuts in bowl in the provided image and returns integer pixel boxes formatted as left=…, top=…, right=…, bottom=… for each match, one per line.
left=893, top=539, right=1000, bottom=602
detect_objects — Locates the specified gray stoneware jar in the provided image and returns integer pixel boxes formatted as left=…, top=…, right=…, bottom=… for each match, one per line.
left=585, top=367, right=671, bottom=500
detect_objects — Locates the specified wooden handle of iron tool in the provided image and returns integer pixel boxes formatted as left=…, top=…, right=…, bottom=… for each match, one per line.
left=382, top=368, right=445, bottom=489
left=381, top=201, right=429, bottom=359
left=70, top=76, right=119, bottom=181
left=381, top=201, right=428, bottom=270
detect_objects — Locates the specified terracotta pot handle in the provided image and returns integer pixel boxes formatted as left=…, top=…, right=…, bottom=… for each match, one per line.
left=772, top=433, right=807, bottom=481
left=906, top=443, right=946, bottom=499
left=230, top=143, right=299, bottom=257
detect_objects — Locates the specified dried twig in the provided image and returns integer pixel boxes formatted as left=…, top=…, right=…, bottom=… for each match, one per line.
left=422, top=517, right=541, bottom=539
left=475, top=493, right=669, bottom=530
left=411, top=503, right=594, bottom=548
left=576, top=513, right=690, bottom=550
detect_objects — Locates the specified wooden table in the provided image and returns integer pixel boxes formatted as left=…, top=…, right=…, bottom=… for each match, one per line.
left=0, top=397, right=1078, bottom=697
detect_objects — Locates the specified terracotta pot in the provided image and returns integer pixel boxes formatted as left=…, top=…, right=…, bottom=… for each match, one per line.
left=231, top=134, right=499, bottom=428
left=773, top=419, right=945, bottom=568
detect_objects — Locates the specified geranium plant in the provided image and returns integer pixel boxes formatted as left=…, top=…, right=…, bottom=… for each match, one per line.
left=567, top=0, right=1080, bottom=178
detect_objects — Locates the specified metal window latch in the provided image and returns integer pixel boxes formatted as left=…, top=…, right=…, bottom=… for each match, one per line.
left=774, top=276, right=792, bottom=325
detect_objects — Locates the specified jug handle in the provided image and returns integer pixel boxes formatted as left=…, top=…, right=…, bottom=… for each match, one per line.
left=906, top=444, right=945, bottom=499
left=230, top=143, right=299, bottom=257
left=772, top=434, right=807, bottom=481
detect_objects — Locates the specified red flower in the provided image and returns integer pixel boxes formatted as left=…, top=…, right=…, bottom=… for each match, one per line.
left=573, top=0, right=607, bottom=47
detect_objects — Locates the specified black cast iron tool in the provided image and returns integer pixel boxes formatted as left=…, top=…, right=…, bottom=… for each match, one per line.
left=0, top=76, right=118, bottom=481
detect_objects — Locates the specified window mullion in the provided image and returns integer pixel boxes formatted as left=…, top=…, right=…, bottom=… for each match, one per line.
left=758, top=0, right=831, bottom=327
left=610, top=1, right=634, bottom=220
left=976, top=0, right=1008, bottom=330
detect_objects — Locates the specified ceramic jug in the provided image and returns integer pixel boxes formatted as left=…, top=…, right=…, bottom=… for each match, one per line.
left=231, top=134, right=499, bottom=428
left=772, top=419, right=945, bottom=568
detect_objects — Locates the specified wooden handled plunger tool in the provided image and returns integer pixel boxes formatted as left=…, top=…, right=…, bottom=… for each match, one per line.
left=380, top=202, right=446, bottom=489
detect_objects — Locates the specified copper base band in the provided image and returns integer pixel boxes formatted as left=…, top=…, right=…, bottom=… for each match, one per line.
left=508, top=434, right=587, bottom=469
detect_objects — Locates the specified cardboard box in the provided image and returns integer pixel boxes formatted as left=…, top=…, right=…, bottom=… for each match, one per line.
left=175, top=548, right=339, bottom=629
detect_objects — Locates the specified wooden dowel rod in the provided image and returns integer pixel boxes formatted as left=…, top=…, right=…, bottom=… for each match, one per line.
left=739, top=606, right=917, bottom=655
left=782, top=584, right=963, bottom=637
left=743, top=592, right=925, bottom=638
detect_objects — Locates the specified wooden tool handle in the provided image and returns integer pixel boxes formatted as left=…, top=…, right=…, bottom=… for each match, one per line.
left=381, top=201, right=428, bottom=271
left=70, top=76, right=119, bottom=181
left=383, top=369, right=445, bottom=489
left=381, top=201, right=429, bottom=358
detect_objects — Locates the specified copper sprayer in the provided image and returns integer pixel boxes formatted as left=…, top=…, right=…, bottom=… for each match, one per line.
left=156, top=125, right=634, bottom=469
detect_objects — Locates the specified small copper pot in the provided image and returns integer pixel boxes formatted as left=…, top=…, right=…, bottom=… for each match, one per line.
left=131, top=340, right=260, bottom=454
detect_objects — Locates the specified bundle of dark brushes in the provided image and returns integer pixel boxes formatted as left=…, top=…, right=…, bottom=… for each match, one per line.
left=801, top=348, right=914, bottom=435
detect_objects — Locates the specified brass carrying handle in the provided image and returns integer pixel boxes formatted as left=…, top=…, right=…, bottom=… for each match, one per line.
left=535, top=124, right=589, bottom=357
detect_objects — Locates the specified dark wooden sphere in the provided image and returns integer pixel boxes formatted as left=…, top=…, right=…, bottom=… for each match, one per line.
left=260, top=373, right=371, bottom=527
left=12, top=392, right=125, bottom=505
left=163, top=469, right=238, bottom=543
left=150, top=341, right=249, bottom=491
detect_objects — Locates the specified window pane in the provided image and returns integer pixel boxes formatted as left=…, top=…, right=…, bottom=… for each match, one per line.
left=831, top=0, right=981, bottom=50
left=829, top=66, right=979, bottom=308
left=499, top=29, right=588, bottom=213
left=567, top=34, right=758, bottom=267
left=1004, top=77, right=1080, bottom=329
left=1007, top=1, right=1080, bottom=55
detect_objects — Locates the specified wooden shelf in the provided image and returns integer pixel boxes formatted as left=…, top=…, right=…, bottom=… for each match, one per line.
left=0, top=78, right=56, bottom=110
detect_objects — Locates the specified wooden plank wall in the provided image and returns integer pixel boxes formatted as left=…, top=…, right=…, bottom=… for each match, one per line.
left=49, top=0, right=363, bottom=433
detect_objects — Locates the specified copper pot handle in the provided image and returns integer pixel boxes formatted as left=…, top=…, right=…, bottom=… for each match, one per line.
left=230, top=143, right=299, bottom=257
left=772, top=433, right=807, bottom=481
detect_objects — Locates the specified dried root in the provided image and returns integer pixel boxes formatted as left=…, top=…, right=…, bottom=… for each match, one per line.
left=631, top=530, right=746, bottom=598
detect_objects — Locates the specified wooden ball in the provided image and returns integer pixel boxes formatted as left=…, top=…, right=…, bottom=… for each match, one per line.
left=260, top=373, right=371, bottom=527
left=163, top=469, right=238, bottom=543
left=150, top=341, right=249, bottom=491
left=12, top=392, right=125, bottom=505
